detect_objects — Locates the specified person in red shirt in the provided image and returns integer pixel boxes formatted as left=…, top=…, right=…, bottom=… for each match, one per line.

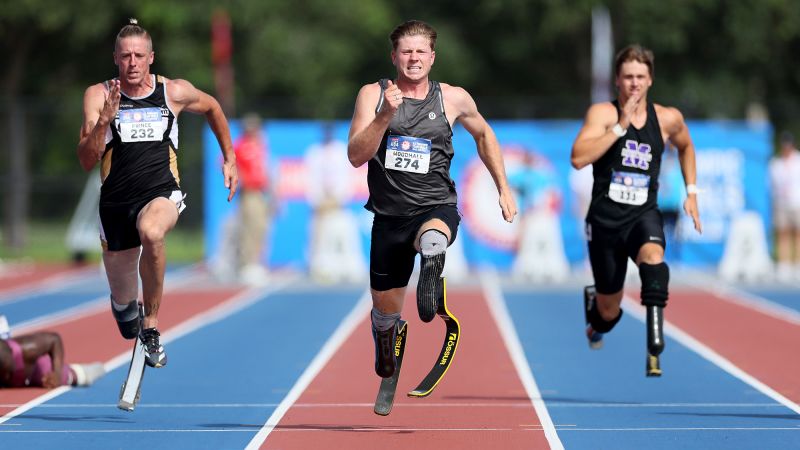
left=233, top=114, right=272, bottom=285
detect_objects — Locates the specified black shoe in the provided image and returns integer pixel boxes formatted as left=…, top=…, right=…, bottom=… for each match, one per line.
left=584, top=286, right=604, bottom=349
left=140, top=328, right=167, bottom=368
left=417, top=253, right=445, bottom=323
left=372, top=324, right=397, bottom=378
left=111, top=299, right=141, bottom=340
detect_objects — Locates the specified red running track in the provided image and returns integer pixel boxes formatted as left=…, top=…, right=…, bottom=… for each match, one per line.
left=0, top=264, right=87, bottom=292
left=263, top=289, right=549, bottom=450
left=0, top=280, right=244, bottom=416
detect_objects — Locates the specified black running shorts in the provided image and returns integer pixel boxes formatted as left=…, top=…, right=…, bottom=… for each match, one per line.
left=99, top=190, right=185, bottom=252
left=586, top=207, right=666, bottom=295
left=370, top=204, right=460, bottom=291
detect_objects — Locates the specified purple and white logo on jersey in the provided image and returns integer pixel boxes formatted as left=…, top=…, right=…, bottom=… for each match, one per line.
left=620, top=139, right=652, bottom=170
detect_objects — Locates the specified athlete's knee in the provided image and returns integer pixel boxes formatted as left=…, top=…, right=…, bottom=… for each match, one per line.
left=138, top=223, right=168, bottom=246
left=639, top=262, right=669, bottom=308
left=419, top=229, right=448, bottom=257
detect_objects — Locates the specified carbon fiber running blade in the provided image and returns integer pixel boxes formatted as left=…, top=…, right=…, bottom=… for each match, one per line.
left=408, top=278, right=460, bottom=398
left=374, top=321, right=407, bottom=416
left=118, top=335, right=146, bottom=411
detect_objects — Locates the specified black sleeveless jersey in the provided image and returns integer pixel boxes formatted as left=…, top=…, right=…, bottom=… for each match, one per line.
left=100, top=75, right=180, bottom=205
left=587, top=100, right=664, bottom=229
left=365, top=79, right=458, bottom=216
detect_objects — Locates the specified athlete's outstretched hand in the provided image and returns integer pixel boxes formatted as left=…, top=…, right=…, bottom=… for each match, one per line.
left=499, top=189, right=517, bottom=223
left=222, top=159, right=238, bottom=202
left=101, top=79, right=121, bottom=125
left=683, top=195, right=702, bottom=234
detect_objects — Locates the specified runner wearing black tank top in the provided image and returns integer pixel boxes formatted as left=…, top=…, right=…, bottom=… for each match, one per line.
left=348, top=20, right=517, bottom=391
left=77, top=19, right=238, bottom=369
left=570, top=44, right=702, bottom=376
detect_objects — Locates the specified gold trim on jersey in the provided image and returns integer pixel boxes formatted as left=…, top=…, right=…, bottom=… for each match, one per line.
left=101, top=147, right=113, bottom=183
left=169, top=146, right=180, bottom=186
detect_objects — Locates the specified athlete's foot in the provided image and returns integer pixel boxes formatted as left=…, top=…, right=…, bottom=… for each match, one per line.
left=417, top=253, right=445, bottom=323
left=583, top=286, right=603, bottom=349
left=140, top=328, right=167, bottom=368
left=70, top=362, right=107, bottom=386
left=372, top=324, right=397, bottom=378
left=586, top=325, right=604, bottom=349
left=646, top=353, right=662, bottom=377
left=111, top=299, right=141, bottom=340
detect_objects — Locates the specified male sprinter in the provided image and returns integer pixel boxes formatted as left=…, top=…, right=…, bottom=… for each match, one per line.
left=348, top=20, right=516, bottom=385
left=77, top=19, right=238, bottom=368
left=571, top=44, right=702, bottom=376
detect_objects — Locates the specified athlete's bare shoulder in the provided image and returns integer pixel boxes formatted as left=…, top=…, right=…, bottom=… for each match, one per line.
left=654, top=103, right=686, bottom=134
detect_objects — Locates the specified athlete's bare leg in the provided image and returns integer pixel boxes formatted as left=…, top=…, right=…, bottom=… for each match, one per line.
left=136, top=197, right=179, bottom=329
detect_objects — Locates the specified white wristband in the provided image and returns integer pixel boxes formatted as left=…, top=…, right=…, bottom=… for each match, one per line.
left=611, top=123, right=627, bottom=137
left=686, top=184, right=699, bottom=195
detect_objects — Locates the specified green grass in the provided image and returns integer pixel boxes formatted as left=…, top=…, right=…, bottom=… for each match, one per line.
left=0, top=221, right=205, bottom=264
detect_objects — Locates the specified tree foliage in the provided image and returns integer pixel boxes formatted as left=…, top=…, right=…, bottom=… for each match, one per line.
left=1, top=0, right=799, bottom=228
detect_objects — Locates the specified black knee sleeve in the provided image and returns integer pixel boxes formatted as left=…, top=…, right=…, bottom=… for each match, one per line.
left=587, top=301, right=623, bottom=333
left=639, top=262, right=669, bottom=308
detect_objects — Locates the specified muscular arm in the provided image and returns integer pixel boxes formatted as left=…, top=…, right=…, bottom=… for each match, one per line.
left=77, top=81, right=120, bottom=171
left=570, top=102, right=621, bottom=169
left=16, top=332, right=65, bottom=388
left=347, top=82, right=401, bottom=167
left=168, top=79, right=238, bottom=201
left=660, top=105, right=702, bottom=233
left=446, top=85, right=517, bottom=222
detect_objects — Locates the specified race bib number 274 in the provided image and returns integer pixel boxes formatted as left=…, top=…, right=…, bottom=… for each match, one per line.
left=385, top=135, right=431, bottom=174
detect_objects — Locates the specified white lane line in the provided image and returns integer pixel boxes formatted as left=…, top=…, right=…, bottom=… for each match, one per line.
left=0, top=276, right=295, bottom=426
left=3, top=426, right=797, bottom=434
left=0, top=402, right=782, bottom=409
left=623, top=296, right=800, bottom=416
left=244, top=290, right=371, bottom=449
left=685, top=275, right=800, bottom=326
left=0, top=266, right=100, bottom=305
left=10, top=265, right=202, bottom=334
left=482, top=270, right=565, bottom=450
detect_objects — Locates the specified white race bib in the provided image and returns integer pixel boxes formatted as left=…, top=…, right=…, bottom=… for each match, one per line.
left=118, top=107, right=164, bottom=143
left=608, top=170, right=650, bottom=205
left=385, top=135, right=431, bottom=174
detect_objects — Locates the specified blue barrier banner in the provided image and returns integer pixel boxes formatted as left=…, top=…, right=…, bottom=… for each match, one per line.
left=203, top=119, right=772, bottom=272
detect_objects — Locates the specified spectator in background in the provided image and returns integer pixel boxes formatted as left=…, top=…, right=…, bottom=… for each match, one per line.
left=233, top=114, right=273, bottom=286
left=305, top=122, right=365, bottom=282
left=768, top=131, right=800, bottom=281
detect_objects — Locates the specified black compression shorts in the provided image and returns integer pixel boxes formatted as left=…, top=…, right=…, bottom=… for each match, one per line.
left=586, top=207, right=666, bottom=295
left=370, top=204, right=460, bottom=291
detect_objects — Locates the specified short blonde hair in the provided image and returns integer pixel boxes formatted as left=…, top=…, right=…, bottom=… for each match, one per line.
left=389, top=20, right=437, bottom=50
left=614, top=44, right=654, bottom=77
left=115, top=18, right=152, bottom=52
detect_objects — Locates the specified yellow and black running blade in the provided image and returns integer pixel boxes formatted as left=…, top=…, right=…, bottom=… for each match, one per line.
left=408, top=278, right=460, bottom=398
left=374, top=320, right=408, bottom=416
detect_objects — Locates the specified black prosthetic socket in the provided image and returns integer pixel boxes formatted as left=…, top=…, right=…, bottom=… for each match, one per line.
left=639, top=262, right=669, bottom=308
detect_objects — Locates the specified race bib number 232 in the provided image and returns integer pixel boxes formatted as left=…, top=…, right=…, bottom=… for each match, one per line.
left=118, top=107, right=164, bottom=143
